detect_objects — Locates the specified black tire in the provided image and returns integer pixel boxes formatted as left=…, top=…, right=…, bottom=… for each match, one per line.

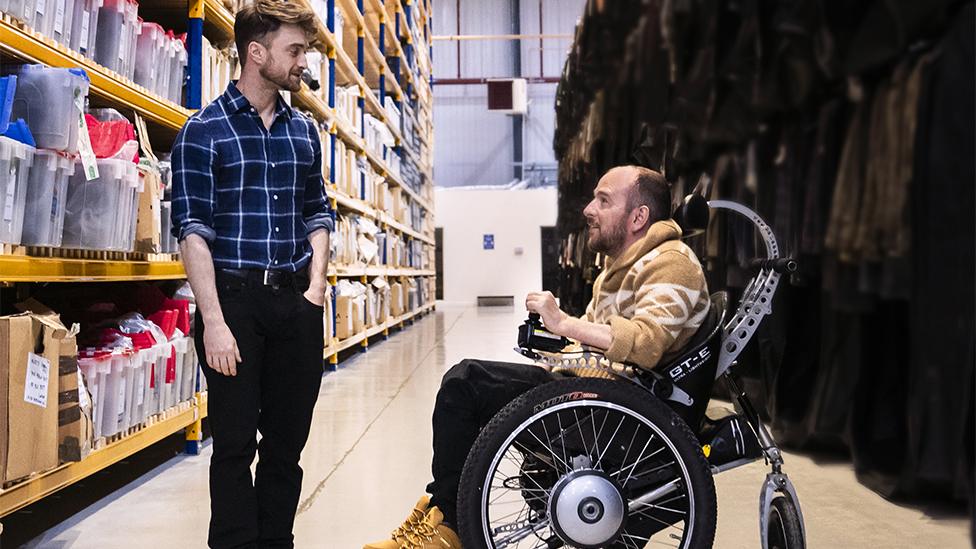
left=457, top=378, right=717, bottom=549
left=767, top=496, right=805, bottom=549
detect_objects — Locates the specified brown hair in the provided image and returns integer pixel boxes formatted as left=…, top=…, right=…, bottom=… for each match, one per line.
left=624, top=166, right=671, bottom=225
left=234, top=0, right=318, bottom=67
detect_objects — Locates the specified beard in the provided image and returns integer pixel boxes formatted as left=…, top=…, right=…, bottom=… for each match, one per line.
left=259, top=58, right=302, bottom=92
left=586, top=219, right=627, bottom=255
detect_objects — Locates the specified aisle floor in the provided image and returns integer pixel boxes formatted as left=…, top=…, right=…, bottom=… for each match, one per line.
left=23, top=304, right=970, bottom=548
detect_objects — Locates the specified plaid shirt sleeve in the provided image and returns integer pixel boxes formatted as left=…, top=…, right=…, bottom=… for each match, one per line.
left=302, top=122, right=334, bottom=235
left=171, top=116, right=218, bottom=244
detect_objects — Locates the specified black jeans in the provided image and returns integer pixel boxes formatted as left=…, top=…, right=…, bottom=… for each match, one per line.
left=426, top=359, right=556, bottom=526
left=195, top=272, right=325, bottom=549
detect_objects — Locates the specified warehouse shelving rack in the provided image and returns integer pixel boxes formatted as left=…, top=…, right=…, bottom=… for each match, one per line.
left=0, top=0, right=436, bottom=522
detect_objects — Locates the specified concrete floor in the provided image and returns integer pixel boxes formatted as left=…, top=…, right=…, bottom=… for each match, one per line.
left=17, top=304, right=971, bottom=548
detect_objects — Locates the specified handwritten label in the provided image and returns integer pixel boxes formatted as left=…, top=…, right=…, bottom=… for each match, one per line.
left=25, top=353, right=50, bottom=408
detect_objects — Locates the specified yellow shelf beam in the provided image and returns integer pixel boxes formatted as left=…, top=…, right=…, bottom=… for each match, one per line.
left=0, top=18, right=192, bottom=131
left=202, top=0, right=235, bottom=42
left=0, top=400, right=203, bottom=518
left=0, top=255, right=185, bottom=283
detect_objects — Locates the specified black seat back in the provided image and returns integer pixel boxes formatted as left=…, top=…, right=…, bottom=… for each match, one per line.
left=656, top=292, right=728, bottom=427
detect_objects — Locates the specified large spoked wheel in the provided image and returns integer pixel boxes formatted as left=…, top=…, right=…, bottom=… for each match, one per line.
left=457, top=378, right=717, bottom=549
left=766, top=497, right=804, bottom=549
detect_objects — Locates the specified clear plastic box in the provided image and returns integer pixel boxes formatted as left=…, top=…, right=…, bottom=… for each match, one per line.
left=166, top=36, right=187, bottom=104
left=78, top=354, right=110, bottom=439
left=8, top=65, right=89, bottom=153
left=49, top=0, right=75, bottom=46
left=93, top=0, right=128, bottom=74
left=99, top=352, right=127, bottom=437
left=133, top=21, right=165, bottom=93
left=5, top=0, right=37, bottom=24
left=0, top=136, right=35, bottom=245
left=69, top=0, right=101, bottom=58
left=22, top=150, right=74, bottom=246
left=120, top=0, right=139, bottom=79
left=62, top=157, right=138, bottom=250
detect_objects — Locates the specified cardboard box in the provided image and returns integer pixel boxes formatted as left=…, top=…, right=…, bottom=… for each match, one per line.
left=0, top=314, right=64, bottom=482
left=391, top=283, right=404, bottom=317
left=57, top=330, right=92, bottom=463
left=336, top=295, right=354, bottom=340
left=351, top=300, right=364, bottom=335
left=134, top=168, right=162, bottom=253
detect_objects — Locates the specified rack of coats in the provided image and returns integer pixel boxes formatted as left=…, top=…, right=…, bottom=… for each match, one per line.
left=554, top=0, right=974, bottom=510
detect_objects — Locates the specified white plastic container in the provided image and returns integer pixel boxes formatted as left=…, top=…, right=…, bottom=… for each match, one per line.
left=133, top=21, right=165, bottom=93
left=99, top=352, right=127, bottom=437
left=69, top=0, right=101, bottom=58
left=62, top=157, right=139, bottom=250
left=8, top=65, right=89, bottom=153
left=49, top=0, right=75, bottom=46
left=22, top=150, right=74, bottom=246
left=93, top=0, right=131, bottom=74
left=78, top=354, right=111, bottom=439
left=0, top=136, right=34, bottom=245
left=165, top=36, right=186, bottom=104
left=5, top=0, right=36, bottom=24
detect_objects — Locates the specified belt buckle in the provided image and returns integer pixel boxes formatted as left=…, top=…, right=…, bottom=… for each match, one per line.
left=263, top=270, right=273, bottom=286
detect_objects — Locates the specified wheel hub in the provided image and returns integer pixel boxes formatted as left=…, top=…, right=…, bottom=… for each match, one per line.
left=548, top=469, right=625, bottom=548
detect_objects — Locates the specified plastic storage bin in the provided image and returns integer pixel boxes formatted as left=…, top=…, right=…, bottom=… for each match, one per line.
left=4, top=0, right=37, bottom=24
left=22, top=150, right=74, bottom=246
left=62, top=157, right=139, bottom=250
left=133, top=21, right=164, bottom=93
left=78, top=352, right=111, bottom=439
left=93, top=0, right=137, bottom=77
left=48, top=0, right=76, bottom=46
left=0, top=136, right=35, bottom=245
left=165, top=35, right=186, bottom=104
left=69, top=0, right=101, bottom=58
left=8, top=66, right=89, bottom=153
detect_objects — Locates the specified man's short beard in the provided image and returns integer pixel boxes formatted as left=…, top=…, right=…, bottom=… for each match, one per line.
left=259, top=60, right=301, bottom=92
left=587, top=221, right=626, bottom=255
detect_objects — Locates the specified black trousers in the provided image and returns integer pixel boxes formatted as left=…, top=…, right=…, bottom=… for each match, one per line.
left=426, top=360, right=555, bottom=526
left=195, top=272, right=325, bottom=549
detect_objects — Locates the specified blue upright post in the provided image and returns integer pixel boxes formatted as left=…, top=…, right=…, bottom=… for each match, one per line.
left=186, top=0, right=204, bottom=110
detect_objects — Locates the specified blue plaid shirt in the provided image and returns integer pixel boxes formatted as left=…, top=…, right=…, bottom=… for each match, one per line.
left=171, top=83, right=334, bottom=272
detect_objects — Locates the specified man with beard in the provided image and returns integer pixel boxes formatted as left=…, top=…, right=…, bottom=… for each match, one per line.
left=171, top=2, right=332, bottom=547
left=365, top=166, right=711, bottom=549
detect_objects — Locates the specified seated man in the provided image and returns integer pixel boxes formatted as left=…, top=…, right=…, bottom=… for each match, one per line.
left=365, top=165, right=711, bottom=549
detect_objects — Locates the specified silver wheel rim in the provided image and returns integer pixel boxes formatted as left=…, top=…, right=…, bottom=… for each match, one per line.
left=478, top=400, right=697, bottom=548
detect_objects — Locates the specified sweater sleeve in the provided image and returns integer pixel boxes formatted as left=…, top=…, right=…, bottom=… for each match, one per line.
left=603, top=250, right=708, bottom=369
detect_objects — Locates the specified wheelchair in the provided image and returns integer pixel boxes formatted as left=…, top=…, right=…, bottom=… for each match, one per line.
left=455, top=197, right=807, bottom=549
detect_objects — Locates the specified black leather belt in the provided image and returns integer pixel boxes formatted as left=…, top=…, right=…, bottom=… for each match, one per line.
left=217, top=268, right=299, bottom=288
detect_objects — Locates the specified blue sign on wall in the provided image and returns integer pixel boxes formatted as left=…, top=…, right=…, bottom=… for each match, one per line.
left=483, top=234, right=495, bottom=250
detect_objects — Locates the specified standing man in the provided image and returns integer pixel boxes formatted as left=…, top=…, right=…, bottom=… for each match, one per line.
left=171, top=1, right=332, bottom=547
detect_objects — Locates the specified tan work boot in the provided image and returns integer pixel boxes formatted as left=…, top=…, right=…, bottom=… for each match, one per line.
left=405, top=506, right=462, bottom=549
left=363, top=495, right=432, bottom=549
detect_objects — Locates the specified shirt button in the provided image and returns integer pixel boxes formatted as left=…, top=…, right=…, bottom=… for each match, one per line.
left=271, top=162, right=277, bottom=168
left=273, top=260, right=278, bottom=265
left=275, top=227, right=280, bottom=232
left=273, top=194, right=279, bottom=200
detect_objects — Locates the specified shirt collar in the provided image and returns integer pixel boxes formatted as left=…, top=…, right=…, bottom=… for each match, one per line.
left=222, top=82, right=294, bottom=120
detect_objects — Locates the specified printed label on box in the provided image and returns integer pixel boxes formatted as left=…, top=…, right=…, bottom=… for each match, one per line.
left=136, top=367, right=145, bottom=406
left=25, top=353, right=51, bottom=408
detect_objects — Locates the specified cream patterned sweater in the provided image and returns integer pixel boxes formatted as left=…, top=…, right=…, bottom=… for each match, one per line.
left=582, top=220, right=711, bottom=371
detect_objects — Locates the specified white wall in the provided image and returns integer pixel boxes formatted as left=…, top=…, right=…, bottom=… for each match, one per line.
left=436, top=187, right=558, bottom=304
